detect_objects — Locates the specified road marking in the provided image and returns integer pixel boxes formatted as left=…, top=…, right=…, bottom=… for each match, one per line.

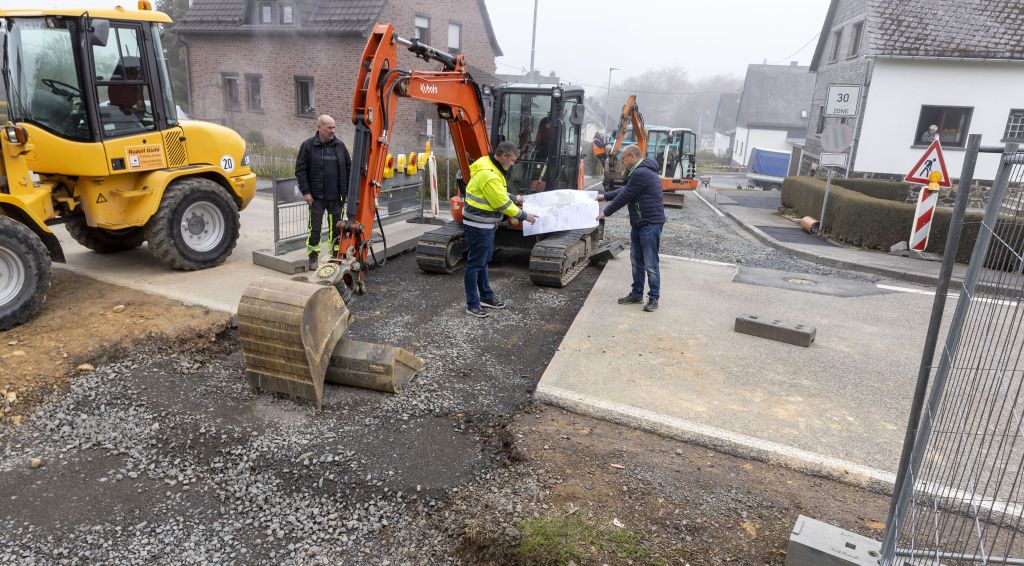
left=695, top=190, right=725, bottom=217
left=585, top=180, right=604, bottom=190
left=876, top=283, right=1018, bottom=307
left=660, top=253, right=736, bottom=268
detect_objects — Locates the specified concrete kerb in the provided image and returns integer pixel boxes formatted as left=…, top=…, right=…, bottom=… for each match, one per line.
left=534, top=383, right=897, bottom=496
left=717, top=205, right=948, bottom=287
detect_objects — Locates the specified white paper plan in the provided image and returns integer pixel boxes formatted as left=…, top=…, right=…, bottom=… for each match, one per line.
left=521, top=190, right=599, bottom=236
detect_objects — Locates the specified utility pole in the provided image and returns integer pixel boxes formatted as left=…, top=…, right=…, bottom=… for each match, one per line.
left=529, top=0, right=538, bottom=83
left=604, top=67, right=619, bottom=133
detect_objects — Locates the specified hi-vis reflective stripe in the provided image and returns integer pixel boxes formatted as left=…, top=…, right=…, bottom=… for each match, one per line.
left=496, top=198, right=514, bottom=212
left=465, top=193, right=488, bottom=204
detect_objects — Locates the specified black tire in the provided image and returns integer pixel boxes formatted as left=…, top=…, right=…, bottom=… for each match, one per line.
left=0, top=216, right=52, bottom=330
left=144, top=177, right=240, bottom=271
left=66, top=217, right=144, bottom=253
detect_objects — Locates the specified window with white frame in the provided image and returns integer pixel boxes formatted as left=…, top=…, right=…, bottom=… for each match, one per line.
left=448, top=22, right=461, bottom=54
left=414, top=16, right=429, bottom=43
left=280, top=4, right=294, bottom=24
left=1004, top=109, right=1024, bottom=142
left=295, top=76, right=315, bottom=116
left=258, top=2, right=273, bottom=24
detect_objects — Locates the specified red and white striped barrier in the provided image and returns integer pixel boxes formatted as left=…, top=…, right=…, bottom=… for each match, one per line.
left=910, top=183, right=939, bottom=251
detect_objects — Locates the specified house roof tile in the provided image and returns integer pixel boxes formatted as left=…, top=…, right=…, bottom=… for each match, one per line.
left=735, top=64, right=815, bottom=129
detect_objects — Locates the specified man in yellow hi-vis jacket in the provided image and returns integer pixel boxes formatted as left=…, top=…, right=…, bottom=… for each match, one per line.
left=461, top=141, right=539, bottom=318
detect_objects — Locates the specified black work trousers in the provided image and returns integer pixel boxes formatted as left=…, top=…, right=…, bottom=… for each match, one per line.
left=306, top=198, right=342, bottom=257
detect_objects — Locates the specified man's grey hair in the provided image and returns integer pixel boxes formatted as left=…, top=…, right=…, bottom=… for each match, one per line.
left=495, top=141, right=520, bottom=157
left=622, top=144, right=642, bottom=159
left=317, top=114, right=335, bottom=126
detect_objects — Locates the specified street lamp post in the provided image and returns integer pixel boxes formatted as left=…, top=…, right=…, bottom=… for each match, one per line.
left=529, top=0, right=538, bottom=83
left=604, top=67, right=619, bottom=133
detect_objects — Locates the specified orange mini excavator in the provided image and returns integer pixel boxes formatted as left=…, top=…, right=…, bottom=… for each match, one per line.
left=603, top=95, right=698, bottom=207
left=235, top=24, right=614, bottom=406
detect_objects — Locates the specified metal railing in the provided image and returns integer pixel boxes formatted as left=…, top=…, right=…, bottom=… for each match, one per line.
left=882, top=136, right=1024, bottom=565
left=270, top=174, right=426, bottom=256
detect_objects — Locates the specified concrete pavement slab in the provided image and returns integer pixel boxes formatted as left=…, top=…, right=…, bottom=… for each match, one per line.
left=535, top=254, right=954, bottom=489
left=53, top=195, right=437, bottom=314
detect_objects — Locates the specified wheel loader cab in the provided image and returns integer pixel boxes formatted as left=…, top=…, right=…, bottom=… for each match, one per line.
left=490, top=84, right=585, bottom=194
left=1, top=14, right=179, bottom=157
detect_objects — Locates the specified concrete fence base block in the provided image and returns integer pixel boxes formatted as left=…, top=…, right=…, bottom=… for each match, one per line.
left=252, top=249, right=309, bottom=274
left=734, top=314, right=816, bottom=347
left=785, top=515, right=881, bottom=566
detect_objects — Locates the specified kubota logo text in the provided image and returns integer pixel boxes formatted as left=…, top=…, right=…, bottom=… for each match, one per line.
left=420, top=84, right=438, bottom=94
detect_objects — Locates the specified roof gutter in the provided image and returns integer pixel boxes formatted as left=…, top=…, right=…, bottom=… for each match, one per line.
left=874, top=54, right=1024, bottom=64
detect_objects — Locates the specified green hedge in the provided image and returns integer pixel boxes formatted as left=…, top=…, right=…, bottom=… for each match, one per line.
left=834, top=178, right=911, bottom=202
left=781, top=176, right=1023, bottom=269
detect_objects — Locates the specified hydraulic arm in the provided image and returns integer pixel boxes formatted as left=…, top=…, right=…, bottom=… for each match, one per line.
left=333, top=23, right=491, bottom=295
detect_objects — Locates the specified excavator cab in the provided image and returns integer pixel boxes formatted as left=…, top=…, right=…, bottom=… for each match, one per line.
left=490, top=84, right=585, bottom=193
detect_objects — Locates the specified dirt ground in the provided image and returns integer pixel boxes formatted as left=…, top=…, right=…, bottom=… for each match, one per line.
left=2, top=222, right=898, bottom=564
left=446, top=404, right=893, bottom=565
left=0, top=268, right=228, bottom=415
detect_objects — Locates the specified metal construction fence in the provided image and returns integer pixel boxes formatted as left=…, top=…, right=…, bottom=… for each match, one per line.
left=269, top=175, right=426, bottom=256
left=882, top=137, right=1024, bottom=565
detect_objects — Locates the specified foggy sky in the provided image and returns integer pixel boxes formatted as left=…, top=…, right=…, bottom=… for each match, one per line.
left=13, top=0, right=832, bottom=88
left=485, top=0, right=830, bottom=87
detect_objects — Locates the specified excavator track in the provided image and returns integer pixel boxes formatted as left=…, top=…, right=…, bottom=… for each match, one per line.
left=529, top=228, right=600, bottom=287
left=416, top=222, right=466, bottom=273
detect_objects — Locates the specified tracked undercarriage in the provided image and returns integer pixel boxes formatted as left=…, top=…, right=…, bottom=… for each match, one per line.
left=415, top=221, right=607, bottom=288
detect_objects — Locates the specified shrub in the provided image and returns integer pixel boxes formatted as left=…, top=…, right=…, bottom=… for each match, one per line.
left=835, top=178, right=911, bottom=202
left=781, top=176, right=1024, bottom=268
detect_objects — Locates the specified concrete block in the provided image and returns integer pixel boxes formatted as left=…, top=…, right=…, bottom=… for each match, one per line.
left=786, top=515, right=880, bottom=566
left=734, top=314, right=816, bottom=347
left=252, top=249, right=308, bottom=274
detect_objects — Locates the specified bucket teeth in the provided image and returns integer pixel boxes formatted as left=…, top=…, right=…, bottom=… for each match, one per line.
left=238, top=277, right=352, bottom=408
left=325, top=339, right=425, bottom=394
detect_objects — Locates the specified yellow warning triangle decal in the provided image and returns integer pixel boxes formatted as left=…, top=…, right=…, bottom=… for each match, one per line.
left=96, top=193, right=108, bottom=203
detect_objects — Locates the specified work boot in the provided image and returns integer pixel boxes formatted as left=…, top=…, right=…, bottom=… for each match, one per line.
left=480, top=296, right=506, bottom=309
left=618, top=293, right=643, bottom=304
left=466, top=305, right=489, bottom=318
left=643, top=298, right=659, bottom=312
left=308, top=254, right=318, bottom=271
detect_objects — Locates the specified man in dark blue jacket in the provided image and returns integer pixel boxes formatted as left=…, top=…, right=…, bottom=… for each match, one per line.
left=295, top=115, right=352, bottom=271
left=597, top=144, right=665, bottom=312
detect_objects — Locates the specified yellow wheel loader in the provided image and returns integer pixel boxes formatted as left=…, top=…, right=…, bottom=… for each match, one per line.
left=0, top=4, right=256, bottom=329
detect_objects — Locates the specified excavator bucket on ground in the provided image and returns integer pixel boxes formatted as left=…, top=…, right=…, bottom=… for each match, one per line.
left=325, top=339, right=425, bottom=394
left=238, top=277, right=352, bottom=408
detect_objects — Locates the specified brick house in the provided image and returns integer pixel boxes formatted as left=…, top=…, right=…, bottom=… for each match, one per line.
left=801, top=0, right=1024, bottom=181
left=175, top=0, right=502, bottom=153
left=731, top=63, right=815, bottom=168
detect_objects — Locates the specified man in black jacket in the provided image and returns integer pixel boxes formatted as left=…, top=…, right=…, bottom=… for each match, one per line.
left=597, top=144, right=666, bottom=312
left=295, top=114, right=352, bottom=270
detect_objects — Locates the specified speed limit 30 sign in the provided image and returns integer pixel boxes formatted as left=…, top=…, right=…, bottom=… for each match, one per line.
left=825, top=84, right=862, bottom=118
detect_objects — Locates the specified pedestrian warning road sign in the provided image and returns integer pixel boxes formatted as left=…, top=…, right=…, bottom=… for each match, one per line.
left=904, top=139, right=951, bottom=187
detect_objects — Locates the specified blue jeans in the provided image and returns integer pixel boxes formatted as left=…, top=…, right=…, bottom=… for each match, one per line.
left=630, top=224, right=662, bottom=300
left=463, top=225, right=496, bottom=308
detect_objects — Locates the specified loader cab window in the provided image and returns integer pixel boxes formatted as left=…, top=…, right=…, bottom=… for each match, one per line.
left=1, top=17, right=90, bottom=140
left=496, top=91, right=553, bottom=193
left=648, top=129, right=670, bottom=172
left=92, top=24, right=156, bottom=136
left=557, top=97, right=582, bottom=186
left=669, top=130, right=696, bottom=179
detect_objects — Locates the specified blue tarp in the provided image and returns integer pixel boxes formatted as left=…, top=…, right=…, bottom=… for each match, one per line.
left=749, top=148, right=790, bottom=178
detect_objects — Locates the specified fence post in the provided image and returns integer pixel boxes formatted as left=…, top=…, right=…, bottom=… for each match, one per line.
left=880, top=140, right=1019, bottom=563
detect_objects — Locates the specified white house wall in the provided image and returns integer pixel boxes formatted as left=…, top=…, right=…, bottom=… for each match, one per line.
left=713, top=132, right=732, bottom=157
left=732, top=127, right=792, bottom=167
left=856, top=59, right=1022, bottom=180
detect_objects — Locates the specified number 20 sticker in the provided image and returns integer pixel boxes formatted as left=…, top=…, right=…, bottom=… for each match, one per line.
left=220, top=155, right=235, bottom=173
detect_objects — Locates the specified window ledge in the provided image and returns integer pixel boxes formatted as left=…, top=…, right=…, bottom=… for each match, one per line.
left=1001, top=138, right=1024, bottom=144
left=911, top=144, right=966, bottom=152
